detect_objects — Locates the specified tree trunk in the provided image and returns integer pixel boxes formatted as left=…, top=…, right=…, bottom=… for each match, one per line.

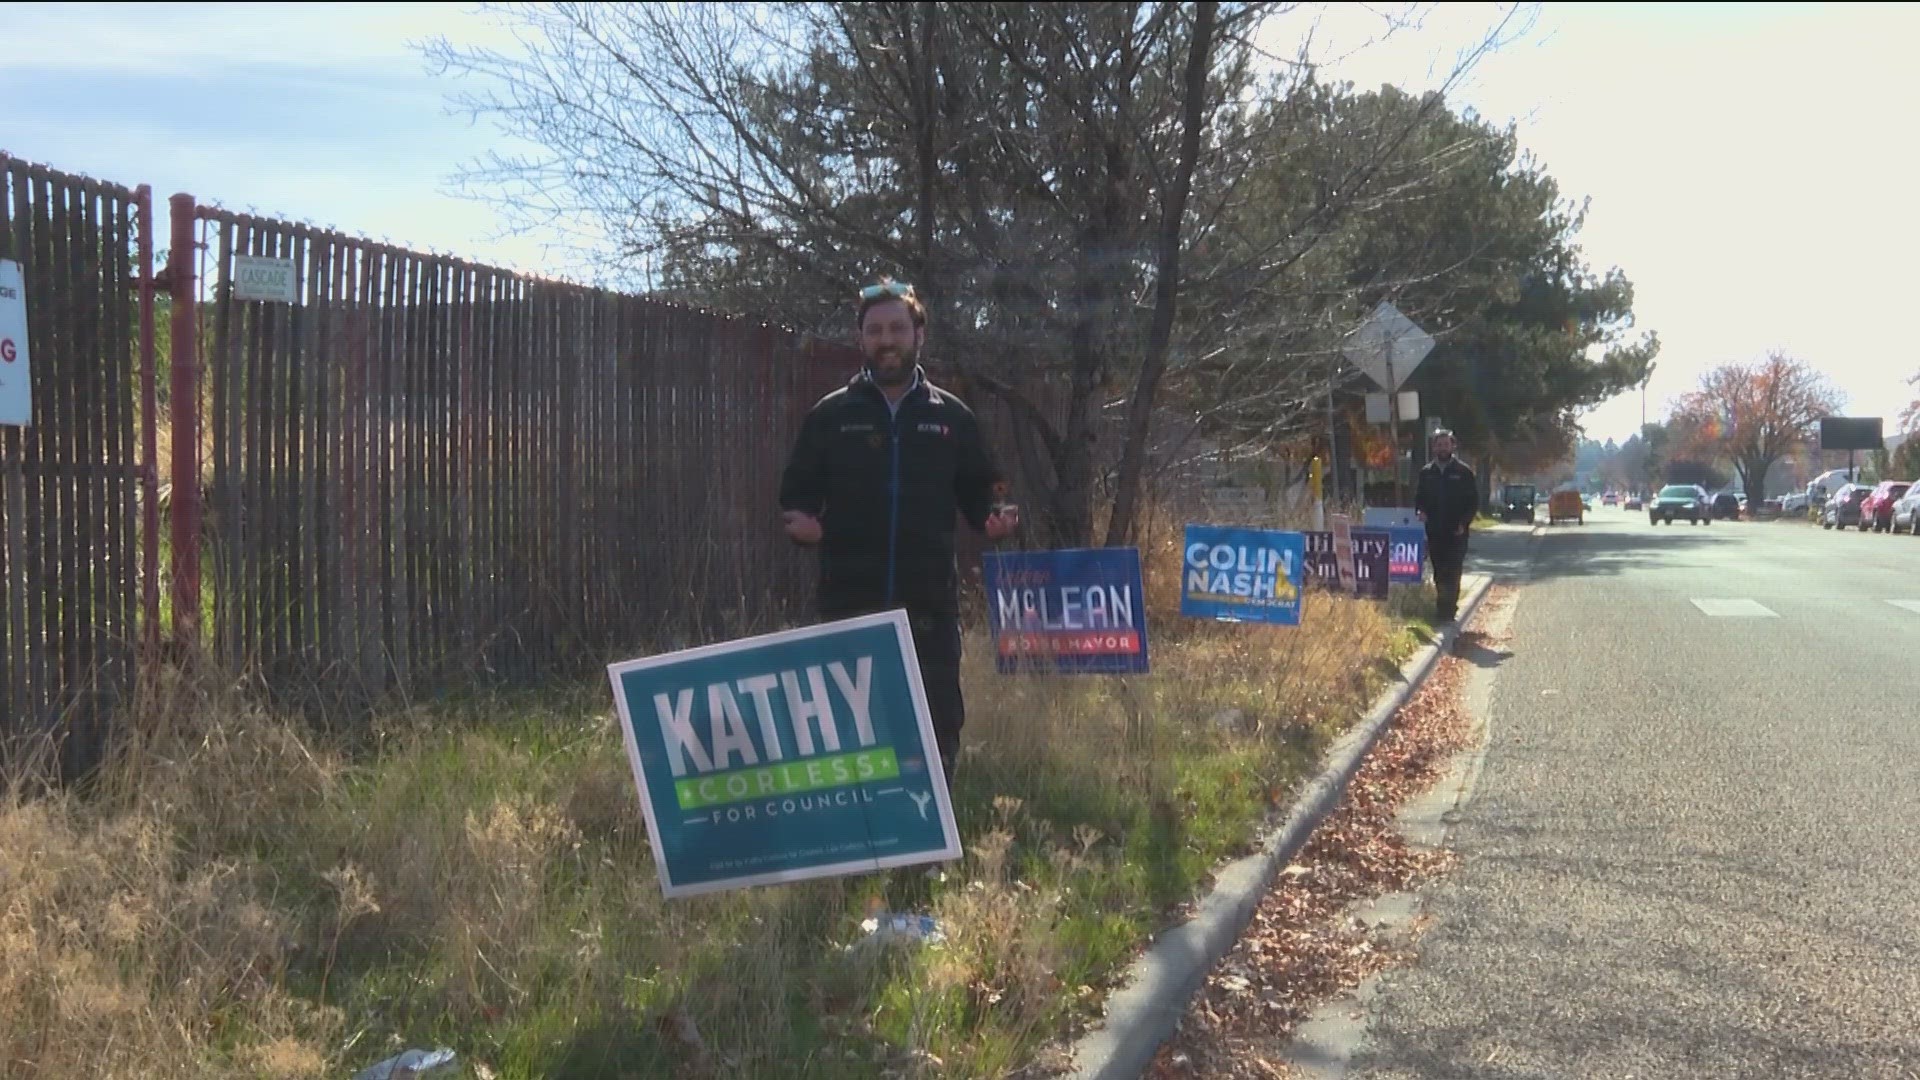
left=1105, top=1, right=1217, bottom=546
left=1740, top=453, right=1777, bottom=504
left=1054, top=266, right=1109, bottom=547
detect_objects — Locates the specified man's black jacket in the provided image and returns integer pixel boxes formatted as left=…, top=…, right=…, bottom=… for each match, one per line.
left=1415, top=457, right=1480, bottom=538
left=779, top=369, right=1004, bottom=617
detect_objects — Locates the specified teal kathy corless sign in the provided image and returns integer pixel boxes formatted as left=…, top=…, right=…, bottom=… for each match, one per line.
left=608, top=611, right=961, bottom=898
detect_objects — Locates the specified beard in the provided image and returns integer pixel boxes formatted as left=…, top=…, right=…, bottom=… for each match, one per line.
left=865, top=345, right=918, bottom=387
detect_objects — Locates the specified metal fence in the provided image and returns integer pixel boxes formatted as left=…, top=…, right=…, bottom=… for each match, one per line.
left=0, top=152, right=1053, bottom=749
left=184, top=204, right=874, bottom=709
left=0, top=155, right=160, bottom=772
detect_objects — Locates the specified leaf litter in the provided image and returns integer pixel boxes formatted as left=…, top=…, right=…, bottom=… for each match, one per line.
left=1146, top=587, right=1517, bottom=1079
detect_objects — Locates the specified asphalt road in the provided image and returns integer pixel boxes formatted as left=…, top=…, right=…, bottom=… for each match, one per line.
left=1349, top=506, right=1920, bottom=1079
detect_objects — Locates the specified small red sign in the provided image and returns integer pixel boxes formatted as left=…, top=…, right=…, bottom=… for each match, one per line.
left=996, top=630, right=1142, bottom=658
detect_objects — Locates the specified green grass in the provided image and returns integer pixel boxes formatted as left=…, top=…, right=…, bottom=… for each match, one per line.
left=281, top=668, right=1341, bottom=1078
left=6, top=533, right=1437, bottom=1078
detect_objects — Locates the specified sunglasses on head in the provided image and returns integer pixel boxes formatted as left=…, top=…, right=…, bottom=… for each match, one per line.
left=860, top=280, right=914, bottom=300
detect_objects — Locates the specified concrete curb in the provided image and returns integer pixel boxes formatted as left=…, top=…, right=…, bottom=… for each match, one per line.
left=1065, top=574, right=1496, bottom=1080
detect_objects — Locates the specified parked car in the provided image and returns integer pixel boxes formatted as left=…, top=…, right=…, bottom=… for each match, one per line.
left=1861, top=481, right=1911, bottom=532
left=1808, top=468, right=1858, bottom=506
left=1780, top=491, right=1810, bottom=515
left=1499, top=484, right=1538, bottom=523
left=1893, top=483, right=1920, bottom=535
left=1650, top=484, right=1710, bottom=525
left=1710, top=492, right=1741, bottom=520
left=1821, top=484, right=1872, bottom=530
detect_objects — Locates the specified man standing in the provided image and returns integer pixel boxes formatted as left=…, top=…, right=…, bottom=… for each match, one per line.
left=1414, top=428, right=1478, bottom=624
left=778, top=279, right=1018, bottom=788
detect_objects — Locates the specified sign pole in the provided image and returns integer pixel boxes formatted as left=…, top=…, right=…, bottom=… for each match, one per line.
left=1386, top=337, right=1401, bottom=508
left=1327, top=353, right=1339, bottom=507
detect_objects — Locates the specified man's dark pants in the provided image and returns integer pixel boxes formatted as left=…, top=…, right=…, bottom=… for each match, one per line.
left=822, top=604, right=964, bottom=788
left=1426, top=529, right=1468, bottom=620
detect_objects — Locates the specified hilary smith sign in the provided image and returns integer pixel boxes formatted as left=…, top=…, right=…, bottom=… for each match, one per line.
left=607, top=611, right=962, bottom=898
left=982, top=547, right=1149, bottom=674
left=1180, top=524, right=1307, bottom=625
left=1303, top=529, right=1391, bottom=600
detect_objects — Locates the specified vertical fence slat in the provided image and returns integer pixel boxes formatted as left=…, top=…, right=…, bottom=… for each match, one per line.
left=429, top=259, right=451, bottom=677
left=113, top=199, right=881, bottom=732
left=374, top=249, right=398, bottom=690
left=51, top=178, right=83, bottom=742
left=244, top=219, right=268, bottom=674
left=105, top=195, right=131, bottom=689
left=273, top=226, right=298, bottom=684
left=35, top=176, right=60, bottom=724
left=0, top=163, right=32, bottom=735
left=306, top=234, right=333, bottom=689
left=350, top=247, right=378, bottom=693
left=454, top=265, right=476, bottom=668
left=74, top=185, right=105, bottom=750
left=396, top=251, right=420, bottom=687
left=207, top=220, right=230, bottom=662
left=336, top=245, right=363, bottom=696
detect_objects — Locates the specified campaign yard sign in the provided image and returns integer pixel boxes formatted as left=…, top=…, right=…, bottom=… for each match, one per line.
left=1387, top=526, right=1426, bottom=584
left=982, top=548, right=1149, bottom=674
left=1303, top=529, right=1391, bottom=599
left=1180, top=525, right=1307, bottom=625
left=608, top=611, right=961, bottom=898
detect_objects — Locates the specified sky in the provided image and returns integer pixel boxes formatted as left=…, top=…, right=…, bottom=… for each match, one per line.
left=2, top=2, right=1916, bottom=444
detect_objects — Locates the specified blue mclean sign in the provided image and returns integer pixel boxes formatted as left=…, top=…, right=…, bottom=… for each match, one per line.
left=1179, top=524, right=1308, bottom=625
left=608, top=611, right=962, bottom=898
left=982, top=548, right=1150, bottom=674
left=1387, top=526, right=1426, bottom=584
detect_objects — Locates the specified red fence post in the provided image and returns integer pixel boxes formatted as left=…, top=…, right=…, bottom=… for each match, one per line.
left=165, top=193, right=201, bottom=649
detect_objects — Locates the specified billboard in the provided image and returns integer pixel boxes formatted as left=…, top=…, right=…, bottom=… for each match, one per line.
left=1819, top=417, right=1883, bottom=451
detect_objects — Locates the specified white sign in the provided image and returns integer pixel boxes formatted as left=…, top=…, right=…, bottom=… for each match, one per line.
left=1331, top=513, right=1357, bottom=594
left=0, top=260, right=30, bottom=427
left=1342, top=301, right=1434, bottom=392
left=1365, top=392, right=1390, bottom=424
left=1363, top=506, right=1420, bottom=529
left=231, top=255, right=299, bottom=303
left=1398, top=390, right=1420, bottom=420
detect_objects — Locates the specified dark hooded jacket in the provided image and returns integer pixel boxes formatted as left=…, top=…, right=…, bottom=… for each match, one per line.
left=779, top=368, right=1005, bottom=616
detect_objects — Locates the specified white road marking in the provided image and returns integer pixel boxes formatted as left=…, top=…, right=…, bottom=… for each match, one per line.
left=1691, top=599, right=1779, bottom=618
left=1888, top=600, right=1920, bottom=616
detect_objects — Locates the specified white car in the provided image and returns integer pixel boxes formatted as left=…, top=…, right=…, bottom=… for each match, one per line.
left=1893, top=484, right=1920, bottom=535
left=1780, top=491, right=1810, bottom=514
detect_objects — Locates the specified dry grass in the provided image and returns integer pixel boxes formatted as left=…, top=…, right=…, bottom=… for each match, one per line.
left=0, top=507, right=1433, bottom=1079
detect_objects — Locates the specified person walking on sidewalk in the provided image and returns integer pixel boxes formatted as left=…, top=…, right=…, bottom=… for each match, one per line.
left=1414, top=428, right=1478, bottom=624
left=778, top=278, right=1020, bottom=788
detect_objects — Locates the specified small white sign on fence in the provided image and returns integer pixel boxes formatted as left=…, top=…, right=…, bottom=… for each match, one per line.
left=0, top=259, right=31, bottom=427
left=231, top=254, right=299, bottom=303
